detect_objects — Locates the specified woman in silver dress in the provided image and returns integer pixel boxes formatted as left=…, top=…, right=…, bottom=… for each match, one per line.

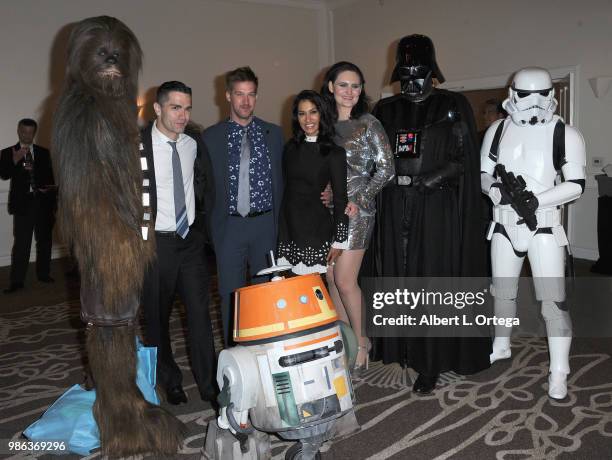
left=321, top=61, right=395, bottom=375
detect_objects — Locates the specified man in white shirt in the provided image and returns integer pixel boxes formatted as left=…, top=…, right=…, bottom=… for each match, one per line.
left=140, top=81, right=216, bottom=406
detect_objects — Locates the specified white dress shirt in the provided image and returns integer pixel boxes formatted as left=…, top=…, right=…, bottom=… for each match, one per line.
left=152, top=121, right=197, bottom=232
left=20, top=143, right=34, bottom=192
left=19, top=143, right=34, bottom=159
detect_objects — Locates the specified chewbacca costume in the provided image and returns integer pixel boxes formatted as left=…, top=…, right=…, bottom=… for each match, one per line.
left=52, top=16, right=184, bottom=456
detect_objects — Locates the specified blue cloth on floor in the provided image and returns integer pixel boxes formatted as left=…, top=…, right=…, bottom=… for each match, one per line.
left=23, top=341, right=159, bottom=455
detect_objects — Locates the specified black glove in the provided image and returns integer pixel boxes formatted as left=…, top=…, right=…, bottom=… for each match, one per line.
left=494, top=164, right=539, bottom=231
left=414, top=162, right=464, bottom=193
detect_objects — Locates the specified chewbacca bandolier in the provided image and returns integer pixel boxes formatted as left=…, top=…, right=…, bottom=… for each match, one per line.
left=52, top=16, right=185, bottom=456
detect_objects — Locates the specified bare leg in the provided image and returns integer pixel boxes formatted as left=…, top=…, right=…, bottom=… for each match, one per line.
left=326, top=266, right=349, bottom=324
left=332, top=249, right=369, bottom=367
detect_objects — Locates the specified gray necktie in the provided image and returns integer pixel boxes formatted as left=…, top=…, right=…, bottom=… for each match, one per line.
left=237, top=128, right=251, bottom=217
left=168, top=141, right=189, bottom=238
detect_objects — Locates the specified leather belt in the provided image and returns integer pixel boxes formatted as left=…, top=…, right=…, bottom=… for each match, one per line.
left=155, top=224, right=195, bottom=238
left=230, top=209, right=272, bottom=218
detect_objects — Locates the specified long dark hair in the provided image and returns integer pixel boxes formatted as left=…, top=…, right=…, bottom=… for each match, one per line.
left=320, top=61, right=370, bottom=122
left=291, top=90, right=335, bottom=148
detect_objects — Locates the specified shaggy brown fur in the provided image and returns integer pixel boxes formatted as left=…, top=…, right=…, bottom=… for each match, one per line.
left=52, top=16, right=185, bottom=456
left=88, top=325, right=186, bottom=456
left=53, top=16, right=152, bottom=310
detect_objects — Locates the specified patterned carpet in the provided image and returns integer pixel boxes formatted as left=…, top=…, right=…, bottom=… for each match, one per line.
left=2, top=293, right=612, bottom=459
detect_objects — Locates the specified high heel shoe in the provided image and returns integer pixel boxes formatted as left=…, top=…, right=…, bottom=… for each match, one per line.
left=352, top=339, right=371, bottom=380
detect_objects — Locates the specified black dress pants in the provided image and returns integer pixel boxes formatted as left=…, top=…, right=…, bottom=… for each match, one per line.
left=143, top=228, right=216, bottom=397
left=10, top=195, right=54, bottom=285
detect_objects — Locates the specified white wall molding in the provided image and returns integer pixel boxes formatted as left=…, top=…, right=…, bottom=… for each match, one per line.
left=441, top=66, right=579, bottom=99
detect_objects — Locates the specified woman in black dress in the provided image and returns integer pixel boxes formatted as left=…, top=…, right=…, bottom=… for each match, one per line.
left=277, top=90, right=357, bottom=275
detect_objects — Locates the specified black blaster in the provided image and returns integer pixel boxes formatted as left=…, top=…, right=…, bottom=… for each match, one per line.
left=494, top=164, right=539, bottom=231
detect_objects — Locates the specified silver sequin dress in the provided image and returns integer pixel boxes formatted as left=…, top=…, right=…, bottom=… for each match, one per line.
left=334, top=113, right=395, bottom=249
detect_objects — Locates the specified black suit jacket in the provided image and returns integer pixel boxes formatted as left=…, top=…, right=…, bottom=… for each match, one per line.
left=0, top=143, right=55, bottom=215
left=202, top=117, right=284, bottom=248
left=140, top=123, right=215, bottom=240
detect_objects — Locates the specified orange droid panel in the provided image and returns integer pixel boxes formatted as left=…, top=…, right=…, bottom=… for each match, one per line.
left=233, top=274, right=338, bottom=342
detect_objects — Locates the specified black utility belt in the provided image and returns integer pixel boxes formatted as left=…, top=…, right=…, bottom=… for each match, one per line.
left=394, top=175, right=456, bottom=190
left=395, top=175, right=420, bottom=186
left=230, top=209, right=272, bottom=218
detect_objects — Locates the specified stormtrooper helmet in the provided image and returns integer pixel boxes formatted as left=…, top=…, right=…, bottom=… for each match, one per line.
left=503, top=67, right=558, bottom=126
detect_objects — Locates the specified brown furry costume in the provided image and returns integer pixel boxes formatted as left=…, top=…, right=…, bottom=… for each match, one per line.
left=52, top=16, right=185, bottom=456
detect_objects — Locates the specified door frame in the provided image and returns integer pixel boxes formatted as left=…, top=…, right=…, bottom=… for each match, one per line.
left=440, top=65, right=579, bottom=126
left=440, top=65, right=581, bottom=244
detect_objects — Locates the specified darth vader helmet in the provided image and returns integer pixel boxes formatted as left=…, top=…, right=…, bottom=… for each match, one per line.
left=391, top=34, right=445, bottom=100
left=503, top=67, right=558, bottom=126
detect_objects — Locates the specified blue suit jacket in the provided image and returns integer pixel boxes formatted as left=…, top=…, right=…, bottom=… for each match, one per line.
left=202, top=117, right=284, bottom=248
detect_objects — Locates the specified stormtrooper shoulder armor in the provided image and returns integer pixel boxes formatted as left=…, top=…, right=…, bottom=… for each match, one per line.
left=481, top=118, right=506, bottom=173
left=561, top=125, right=586, bottom=182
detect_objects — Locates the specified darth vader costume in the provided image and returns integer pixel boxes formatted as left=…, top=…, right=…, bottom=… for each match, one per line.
left=370, top=35, right=491, bottom=391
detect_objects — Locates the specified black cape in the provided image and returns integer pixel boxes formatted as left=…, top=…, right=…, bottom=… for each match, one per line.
left=367, top=89, right=491, bottom=375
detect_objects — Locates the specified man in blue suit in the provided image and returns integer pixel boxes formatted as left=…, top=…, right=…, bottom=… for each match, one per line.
left=202, top=67, right=284, bottom=346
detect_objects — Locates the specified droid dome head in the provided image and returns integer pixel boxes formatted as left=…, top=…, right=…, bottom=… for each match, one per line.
left=391, top=34, right=445, bottom=101
left=503, top=67, right=558, bottom=126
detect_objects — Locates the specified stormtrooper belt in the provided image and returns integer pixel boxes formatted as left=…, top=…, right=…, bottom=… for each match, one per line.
left=493, top=206, right=562, bottom=228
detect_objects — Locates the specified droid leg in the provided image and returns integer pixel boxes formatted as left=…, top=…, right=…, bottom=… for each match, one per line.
left=203, top=418, right=271, bottom=460
left=529, top=233, right=571, bottom=399
left=490, top=231, right=524, bottom=363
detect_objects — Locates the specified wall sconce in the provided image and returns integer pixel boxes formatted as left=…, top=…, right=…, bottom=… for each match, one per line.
left=588, top=77, right=612, bottom=99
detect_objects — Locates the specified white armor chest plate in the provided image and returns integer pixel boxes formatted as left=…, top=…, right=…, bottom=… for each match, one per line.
left=496, top=119, right=558, bottom=194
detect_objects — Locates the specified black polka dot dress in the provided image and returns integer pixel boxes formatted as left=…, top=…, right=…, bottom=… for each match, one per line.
left=277, top=138, right=349, bottom=274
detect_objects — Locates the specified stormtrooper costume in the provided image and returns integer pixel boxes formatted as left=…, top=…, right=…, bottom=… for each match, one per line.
left=480, top=67, right=586, bottom=399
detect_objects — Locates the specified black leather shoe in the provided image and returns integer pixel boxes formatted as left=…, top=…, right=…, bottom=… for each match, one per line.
left=38, top=276, right=55, bottom=283
left=3, top=283, right=24, bottom=294
left=413, top=374, right=438, bottom=395
left=166, top=386, right=187, bottom=405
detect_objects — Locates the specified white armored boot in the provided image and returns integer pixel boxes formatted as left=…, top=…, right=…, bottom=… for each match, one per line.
left=490, top=297, right=516, bottom=363
left=547, top=336, right=571, bottom=399
left=490, top=337, right=511, bottom=364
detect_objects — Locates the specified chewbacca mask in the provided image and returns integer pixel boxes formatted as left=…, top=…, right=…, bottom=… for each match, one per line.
left=52, top=16, right=185, bottom=456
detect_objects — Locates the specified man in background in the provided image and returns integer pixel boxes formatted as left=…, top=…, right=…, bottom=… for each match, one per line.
left=479, top=98, right=507, bottom=143
left=1, top=118, right=56, bottom=293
